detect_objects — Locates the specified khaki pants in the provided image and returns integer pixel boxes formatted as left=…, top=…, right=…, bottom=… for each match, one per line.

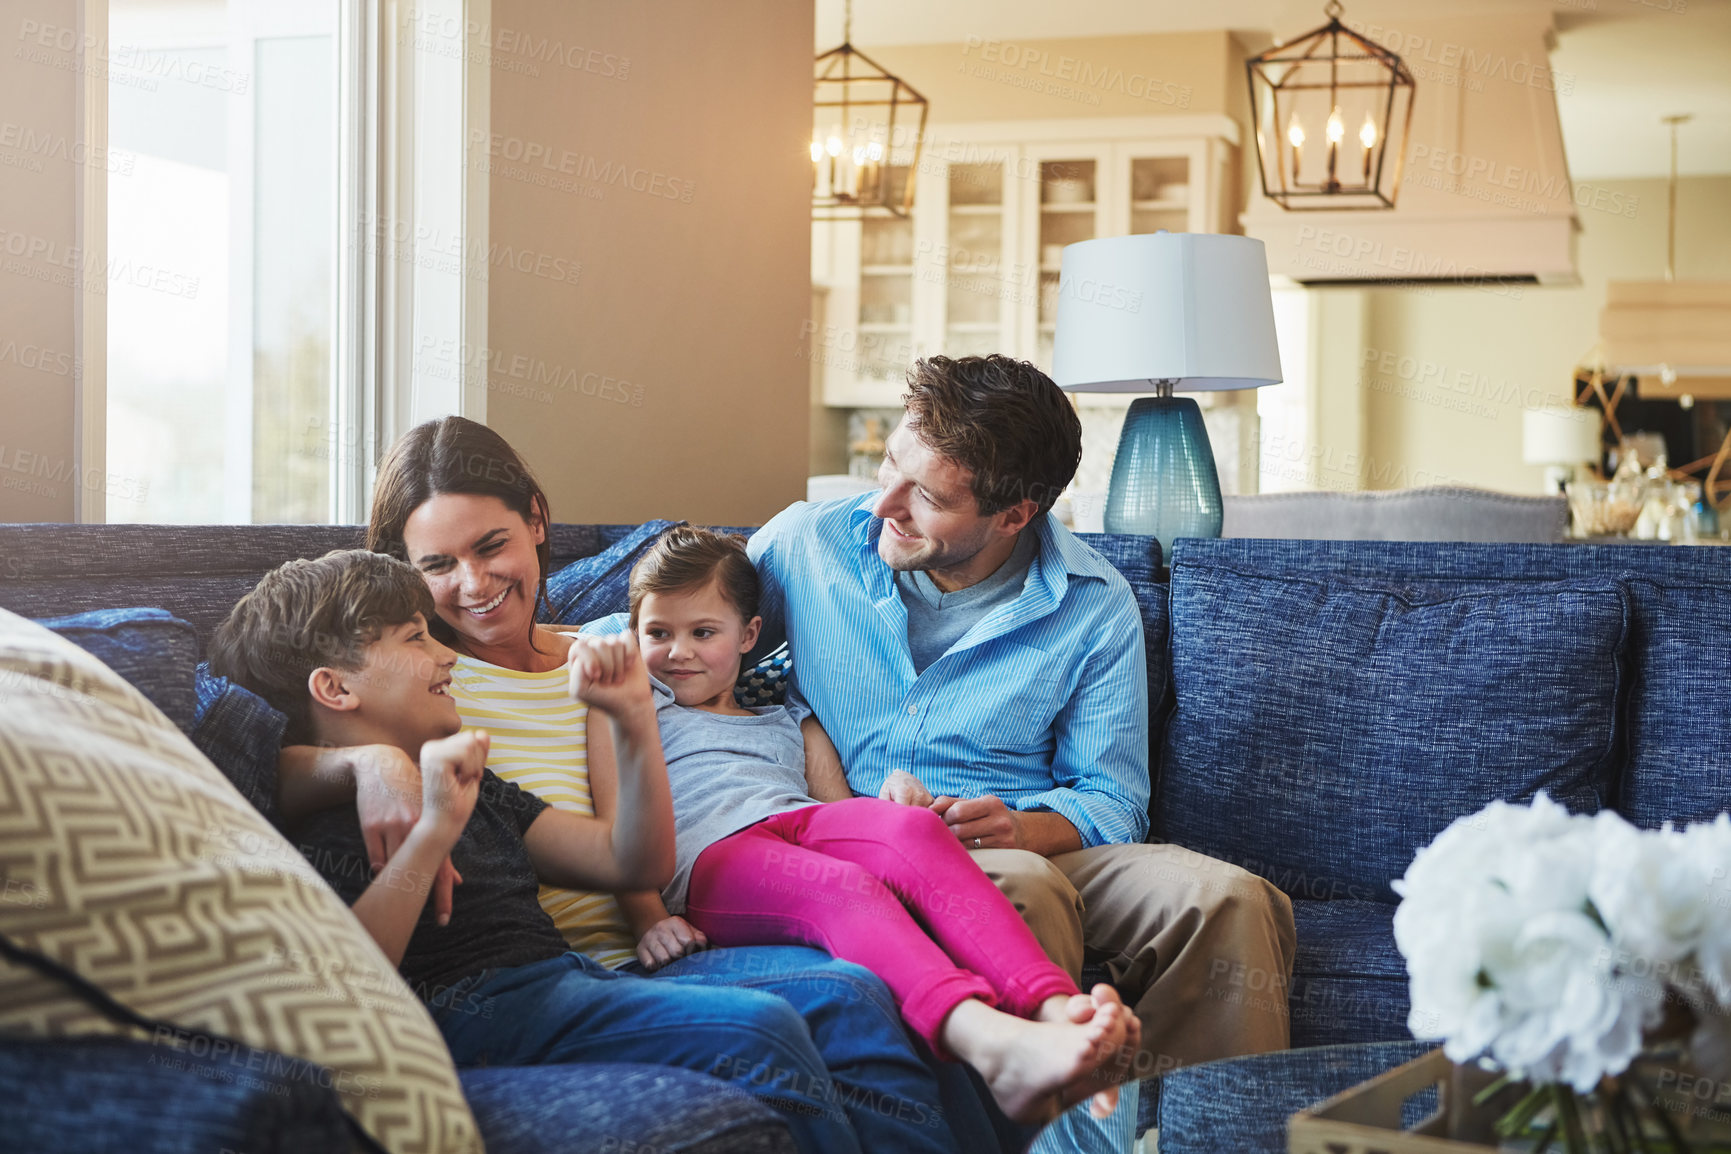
left=971, top=842, right=1296, bottom=1078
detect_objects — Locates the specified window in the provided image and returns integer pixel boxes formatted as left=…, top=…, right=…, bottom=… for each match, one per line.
left=98, top=0, right=489, bottom=524
left=106, top=0, right=342, bottom=523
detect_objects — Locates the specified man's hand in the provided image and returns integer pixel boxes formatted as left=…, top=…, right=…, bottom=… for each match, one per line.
left=932, top=792, right=1026, bottom=850
left=350, top=743, right=461, bottom=924
left=636, top=915, right=709, bottom=972
left=567, top=633, right=653, bottom=722
left=879, top=770, right=934, bottom=808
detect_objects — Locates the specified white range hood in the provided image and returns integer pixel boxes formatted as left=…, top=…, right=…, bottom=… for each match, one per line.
left=1243, top=11, right=1579, bottom=288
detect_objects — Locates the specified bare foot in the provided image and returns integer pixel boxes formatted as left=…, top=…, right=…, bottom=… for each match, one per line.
left=1037, top=985, right=1143, bottom=1117
left=940, top=991, right=1134, bottom=1125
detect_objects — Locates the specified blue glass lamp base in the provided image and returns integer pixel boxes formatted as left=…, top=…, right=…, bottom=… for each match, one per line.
left=1103, top=395, right=1223, bottom=558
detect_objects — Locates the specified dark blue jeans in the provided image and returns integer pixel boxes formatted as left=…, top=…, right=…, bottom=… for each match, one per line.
left=646, top=946, right=984, bottom=1154
left=434, top=949, right=957, bottom=1154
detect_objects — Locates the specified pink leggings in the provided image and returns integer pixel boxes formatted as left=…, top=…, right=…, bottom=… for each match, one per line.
left=685, top=797, right=1078, bottom=1053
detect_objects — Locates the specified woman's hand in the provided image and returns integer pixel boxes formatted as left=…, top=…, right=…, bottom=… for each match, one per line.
left=635, top=915, right=709, bottom=972
left=879, top=770, right=934, bottom=808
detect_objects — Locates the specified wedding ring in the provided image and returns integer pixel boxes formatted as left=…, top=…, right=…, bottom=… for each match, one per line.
left=973, top=837, right=982, bottom=849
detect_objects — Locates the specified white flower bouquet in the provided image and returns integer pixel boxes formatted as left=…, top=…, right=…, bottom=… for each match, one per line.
left=1394, top=794, right=1731, bottom=1151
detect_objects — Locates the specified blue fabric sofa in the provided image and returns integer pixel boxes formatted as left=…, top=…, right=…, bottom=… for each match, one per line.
left=2, top=520, right=1727, bottom=1147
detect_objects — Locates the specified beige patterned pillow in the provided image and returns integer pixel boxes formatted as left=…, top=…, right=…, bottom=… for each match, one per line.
left=0, top=609, right=481, bottom=1153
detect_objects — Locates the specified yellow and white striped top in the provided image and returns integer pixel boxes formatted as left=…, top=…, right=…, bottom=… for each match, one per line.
left=450, top=634, right=638, bottom=969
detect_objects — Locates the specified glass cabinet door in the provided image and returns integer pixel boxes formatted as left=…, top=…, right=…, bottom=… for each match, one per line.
left=856, top=166, right=915, bottom=383
left=943, top=163, right=1008, bottom=359
left=1129, top=155, right=1191, bottom=235
left=1034, top=158, right=1100, bottom=371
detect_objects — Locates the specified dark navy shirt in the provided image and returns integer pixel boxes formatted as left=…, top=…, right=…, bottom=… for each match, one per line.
left=291, top=769, right=569, bottom=998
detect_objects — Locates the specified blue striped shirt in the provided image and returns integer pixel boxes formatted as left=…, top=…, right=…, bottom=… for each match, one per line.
left=748, top=495, right=1151, bottom=848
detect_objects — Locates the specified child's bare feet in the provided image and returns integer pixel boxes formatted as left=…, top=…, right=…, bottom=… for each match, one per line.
left=940, top=986, right=1135, bottom=1125
left=1037, top=984, right=1143, bottom=1117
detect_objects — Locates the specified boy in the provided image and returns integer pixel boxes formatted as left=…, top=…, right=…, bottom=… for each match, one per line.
left=208, top=548, right=885, bottom=1154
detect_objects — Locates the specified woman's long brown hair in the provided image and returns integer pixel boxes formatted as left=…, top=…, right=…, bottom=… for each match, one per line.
left=366, top=416, right=554, bottom=653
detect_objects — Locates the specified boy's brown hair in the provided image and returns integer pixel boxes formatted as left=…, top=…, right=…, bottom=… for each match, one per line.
left=209, top=549, right=437, bottom=746
left=627, top=527, right=759, bottom=630
left=902, top=354, right=1082, bottom=517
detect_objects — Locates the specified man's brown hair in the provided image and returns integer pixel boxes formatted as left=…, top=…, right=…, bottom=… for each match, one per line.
left=209, top=549, right=437, bottom=746
left=627, top=527, right=759, bottom=631
left=901, top=354, right=1082, bottom=516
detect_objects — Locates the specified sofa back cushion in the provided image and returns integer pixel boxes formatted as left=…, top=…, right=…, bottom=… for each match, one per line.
left=1620, top=578, right=1731, bottom=828
left=1155, top=559, right=1630, bottom=901
left=33, top=607, right=199, bottom=734
left=0, top=608, right=480, bottom=1153
left=0, top=523, right=625, bottom=650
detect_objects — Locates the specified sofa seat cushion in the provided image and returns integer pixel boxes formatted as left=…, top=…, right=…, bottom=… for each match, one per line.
left=460, top=1064, right=795, bottom=1154
left=33, top=607, right=200, bottom=734
left=0, top=607, right=480, bottom=1153
left=1157, top=562, right=1630, bottom=901
left=1621, top=577, right=1731, bottom=828
left=1288, top=899, right=1413, bottom=1048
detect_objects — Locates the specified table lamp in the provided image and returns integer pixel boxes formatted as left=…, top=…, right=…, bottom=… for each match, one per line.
left=1521, top=406, right=1602, bottom=494
left=1052, top=232, right=1283, bottom=553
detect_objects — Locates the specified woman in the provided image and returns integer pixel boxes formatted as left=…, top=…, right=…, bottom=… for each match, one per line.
left=279, top=417, right=1032, bottom=1152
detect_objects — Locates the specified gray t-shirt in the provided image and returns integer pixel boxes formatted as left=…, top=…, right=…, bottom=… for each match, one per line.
left=895, top=529, right=1039, bottom=675
left=653, top=676, right=819, bottom=914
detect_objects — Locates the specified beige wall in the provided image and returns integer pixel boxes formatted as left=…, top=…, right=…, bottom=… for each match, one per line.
left=484, top=0, right=813, bottom=526
left=0, top=0, right=81, bottom=522
left=868, top=31, right=1237, bottom=122
left=1357, top=175, right=1731, bottom=493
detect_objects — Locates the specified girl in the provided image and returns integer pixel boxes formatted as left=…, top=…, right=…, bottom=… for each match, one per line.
left=622, top=526, right=1138, bottom=1125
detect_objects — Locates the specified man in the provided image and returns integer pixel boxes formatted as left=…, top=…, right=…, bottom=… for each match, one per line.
left=750, top=354, right=1297, bottom=1146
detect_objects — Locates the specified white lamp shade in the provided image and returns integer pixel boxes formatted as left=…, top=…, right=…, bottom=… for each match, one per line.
left=1521, top=406, right=1601, bottom=466
left=1052, top=232, right=1283, bottom=393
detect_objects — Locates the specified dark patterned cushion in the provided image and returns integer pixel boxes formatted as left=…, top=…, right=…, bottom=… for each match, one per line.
left=33, top=608, right=199, bottom=734
left=541, top=520, right=682, bottom=625
left=0, top=1034, right=351, bottom=1153
left=1621, top=578, right=1731, bottom=828
left=1156, top=564, right=1630, bottom=901
left=193, top=663, right=289, bottom=828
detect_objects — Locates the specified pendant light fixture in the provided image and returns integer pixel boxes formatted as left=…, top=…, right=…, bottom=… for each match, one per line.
left=1246, top=0, right=1416, bottom=210
left=811, top=0, right=928, bottom=218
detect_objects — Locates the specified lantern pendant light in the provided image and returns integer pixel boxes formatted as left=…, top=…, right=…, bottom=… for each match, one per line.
left=1247, top=0, right=1416, bottom=210
left=812, top=0, right=929, bottom=218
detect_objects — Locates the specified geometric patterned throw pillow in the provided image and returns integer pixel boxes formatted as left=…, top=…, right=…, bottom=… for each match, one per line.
left=0, top=608, right=481, bottom=1153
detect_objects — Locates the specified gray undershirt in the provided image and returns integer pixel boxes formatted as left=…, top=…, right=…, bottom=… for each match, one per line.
left=896, top=529, right=1039, bottom=675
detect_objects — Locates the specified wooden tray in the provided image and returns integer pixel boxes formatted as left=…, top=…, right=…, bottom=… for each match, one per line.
left=1290, top=1047, right=1731, bottom=1154
left=1289, top=1047, right=1521, bottom=1154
